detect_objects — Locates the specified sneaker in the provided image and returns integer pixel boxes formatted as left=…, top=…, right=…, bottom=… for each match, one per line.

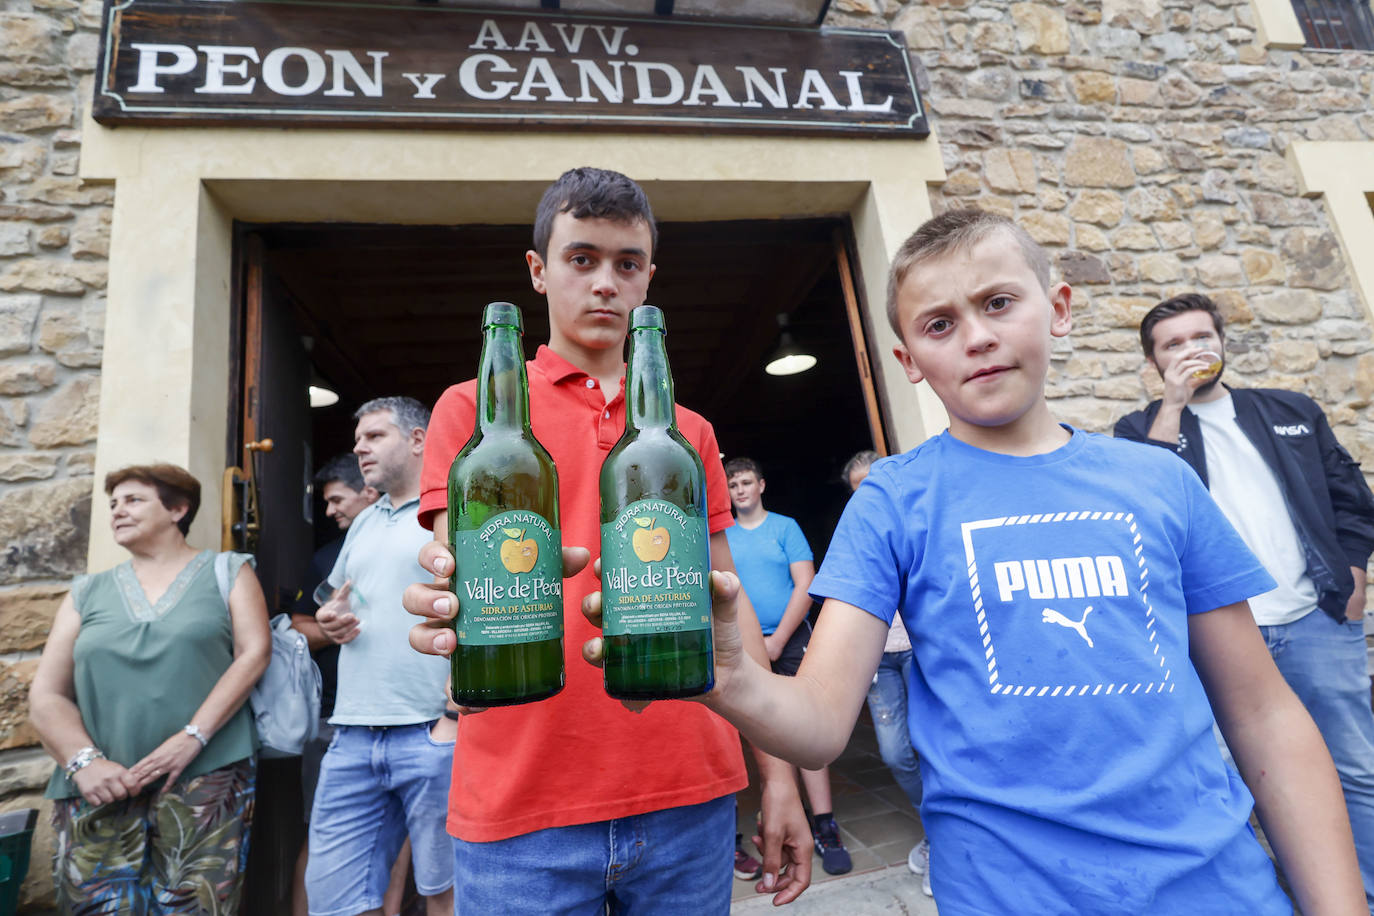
left=812, top=816, right=853, bottom=875
left=906, top=837, right=929, bottom=876
left=734, top=847, right=763, bottom=881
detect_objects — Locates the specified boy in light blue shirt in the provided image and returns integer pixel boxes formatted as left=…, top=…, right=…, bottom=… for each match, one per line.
left=584, top=209, right=1363, bottom=914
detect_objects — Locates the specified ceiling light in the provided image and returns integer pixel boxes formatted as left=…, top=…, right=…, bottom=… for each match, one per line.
left=309, top=385, right=340, bottom=408
left=764, top=314, right=816, bottom=376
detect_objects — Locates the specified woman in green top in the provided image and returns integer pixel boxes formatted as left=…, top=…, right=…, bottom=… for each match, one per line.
left=29, top=463, right=271, bottom=915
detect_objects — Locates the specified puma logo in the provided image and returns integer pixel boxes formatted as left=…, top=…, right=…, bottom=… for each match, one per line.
left=1042, top=606, right=1094, bottom=648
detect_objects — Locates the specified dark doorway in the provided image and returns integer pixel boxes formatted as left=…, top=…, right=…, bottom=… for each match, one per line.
left=227, top=215, right=886, bottom=909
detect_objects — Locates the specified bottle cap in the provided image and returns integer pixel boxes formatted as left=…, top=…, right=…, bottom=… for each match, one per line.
left=629, top=305, right=665, bottom=333
left=482, top=302, right=523, bottom=332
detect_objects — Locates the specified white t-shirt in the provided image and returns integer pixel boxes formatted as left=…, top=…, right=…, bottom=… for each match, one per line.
left=1190, top=394, right=1318, bottom=626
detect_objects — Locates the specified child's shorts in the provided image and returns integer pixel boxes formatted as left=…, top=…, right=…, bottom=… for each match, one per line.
left=770, top=618, right=813, bottom=677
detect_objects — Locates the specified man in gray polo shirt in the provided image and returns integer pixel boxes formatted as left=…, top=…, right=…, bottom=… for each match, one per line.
left=310, top=396, right=454, bottom=916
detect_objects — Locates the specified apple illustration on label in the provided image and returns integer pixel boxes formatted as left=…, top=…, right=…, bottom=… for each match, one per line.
left=632, top=517, right=671, bottom=562
left=500, top=528, right=538, bottom=573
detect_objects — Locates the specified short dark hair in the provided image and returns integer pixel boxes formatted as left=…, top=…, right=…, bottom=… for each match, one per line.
left=532, top=167, right=658, bottom=261
left=724, top=457, right=762, bottom=479
left=313, top=453, right=365, bottom=493
left=887, top=209, right=1051, bottom=337
left=354, top=396, right=430, bottom=434
left=104, top=463, right=201, bottom=536
left=1139, top=293, right=1226, bottom=360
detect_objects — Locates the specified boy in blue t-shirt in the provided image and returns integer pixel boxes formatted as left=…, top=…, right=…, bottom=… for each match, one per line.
left=583, top=208, right=1363, bottom=914
left=724, top=457, right=852, bottom=877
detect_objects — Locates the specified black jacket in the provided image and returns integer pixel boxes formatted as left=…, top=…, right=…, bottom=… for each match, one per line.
left=1114, top=386, right=1374, bottom=622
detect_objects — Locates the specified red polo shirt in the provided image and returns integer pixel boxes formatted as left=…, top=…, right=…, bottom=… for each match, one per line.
left=419, top=344, right=746, bottom=842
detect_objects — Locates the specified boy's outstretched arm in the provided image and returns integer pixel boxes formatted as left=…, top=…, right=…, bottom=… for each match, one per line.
left=1190, top=601, right=1364, bottom=915
left=600, top=576, right=887, bottom=771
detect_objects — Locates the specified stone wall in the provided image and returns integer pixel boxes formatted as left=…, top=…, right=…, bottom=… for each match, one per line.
left=827, top=0, right=1374, bottom=480
left=1, top=0, right=108, bottom=908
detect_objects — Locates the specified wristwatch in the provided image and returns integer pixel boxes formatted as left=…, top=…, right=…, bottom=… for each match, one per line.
left=63, top=746, right=105, bottom=778
left=183, top=724, right=209, bottom=748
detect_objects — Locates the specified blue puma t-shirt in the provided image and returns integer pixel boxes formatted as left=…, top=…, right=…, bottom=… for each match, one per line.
left=811, top=428, right=1289, bottom=916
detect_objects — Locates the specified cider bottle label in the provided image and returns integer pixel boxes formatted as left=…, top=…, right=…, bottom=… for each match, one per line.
left=453, top=510, right=563, bottom=646
left=600, top=498, right=710, bottom=637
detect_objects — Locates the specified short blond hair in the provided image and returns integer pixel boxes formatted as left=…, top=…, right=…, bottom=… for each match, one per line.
left=886, top=209, right=1052, bottom=337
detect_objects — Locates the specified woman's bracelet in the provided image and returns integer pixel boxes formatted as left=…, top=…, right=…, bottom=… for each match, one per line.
left=63, top=746, right=105, bottom=778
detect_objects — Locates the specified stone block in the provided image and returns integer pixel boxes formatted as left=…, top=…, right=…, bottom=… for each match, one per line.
left=893, top=5, right=945, bottom=50
left=28, top=374, right=98, bottom=447
left=0, top=360, right=55, bottom=396
left=35, top=226, right=67, bottom=250
left=1103, top=0, right=1165, bottom=34
left=69, top=208, right=109, bottom=259
left=1281, top=228, right=1346, bottom=291
left=1154, top=221, right=1195, bottom=250
left=984, top=148, right=1036, bottom=192
left=1021, top=210, right=1071, bottom=245
left=0, top=660, right=40, bottom=750
left=0, top=477, right=91, bottom=584
left=0, top=223, right=30, bottom=258
left=16, top=177, right=114, bottom=208
left=1270, top=340, right=1321, bottom=374
left=1012, top=4, right=1071, bottom=54
left=942, top=169, right=983, bottom=197
left=1111, top=224, right=1158, bottom=250
left=1094, top=26, right=1142, bottom=58
left=1194, top=213, right=1226, bottom=250
left=1074, top=223, right=1110, bottom=251
left=0, top=13, right=61, bottom=63
left=1069, top=71, right=1115, bottom=104
left=1138, top=254, right=1183, bottom=283
left=0, top=454, right=58, bottom=483
left=1132, top=146, right=1166, bottom=175
left=35, top=302, right=81, bottom=351
left=0, top=584, right=64, bottom=650
left=1094, top=377, right=1145, bottom=400
left=1126, top=188, right=1181, bottom=222
left=65, top=450, right=94, bottom=476
left=1057, top=251, right=1112, bottom=285
left=0, top=748, right=56, bottom=796
left=1212, top=289, right=1254, bottom=325
left=1250, top=193, right=1319, bottom=227
left=1038, top=189, right=1068, bottom=211
left=1240, top=249, right=1284, bottom=286
left=0, top=260, right=91, bottom=295
left=1250, top=289, right=1323, bottom=324
left=971, top=22, right=1015, bottom=53
left=1222, top=126, right=1272, bottom=150
left=1088, top=295, right=1156, bottom=329
left=1118, top=77, right=1160, bottom=106
left=1068, top=189, right=1125, bottom=226
left=972, top=196, right=1016, bottom=219
left=0, top=294, right=40, bottom=357
left=0, top=94, right=72, bottom=132
left=1065, top=137, right=1135, bottom=188
left=1200, top=169, right=1238, bottom=205
left=1195, top=255, right=1246, bottom=287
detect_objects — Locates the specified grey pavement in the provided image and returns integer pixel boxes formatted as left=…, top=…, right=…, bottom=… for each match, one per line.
left=732, top=863, right=939, bottom=915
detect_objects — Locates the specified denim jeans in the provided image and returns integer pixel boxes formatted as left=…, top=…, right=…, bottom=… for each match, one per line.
left=866, top=649, right=924, bottom=811
left=306, top=722, right=455, bottom=916
left=1259, top=609, right=1374, bottom=914
left=451, top=794, right=734, bottom=915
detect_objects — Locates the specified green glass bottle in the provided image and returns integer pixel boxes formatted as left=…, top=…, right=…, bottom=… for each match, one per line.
left=448, top=302, right=564, bottom=706
left=599, top=305, right=714, bottom=700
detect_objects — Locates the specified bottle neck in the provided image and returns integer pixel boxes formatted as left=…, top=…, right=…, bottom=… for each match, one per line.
left=625, top=327, right=676, bottom=431
left=474, top=326, right=530, bottom=433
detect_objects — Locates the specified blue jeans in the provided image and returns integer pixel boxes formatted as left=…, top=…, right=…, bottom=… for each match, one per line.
left=452, top=794, right=734, bottom=915
left=306, top=722, right=455, bottom=916
left=866, top=650, right=923, bottom=811
left=1262, top=609, right=1374, bottom=914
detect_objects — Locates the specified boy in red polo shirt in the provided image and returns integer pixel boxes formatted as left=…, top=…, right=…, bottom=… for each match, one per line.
left=402, top=167, right=811, bottom=912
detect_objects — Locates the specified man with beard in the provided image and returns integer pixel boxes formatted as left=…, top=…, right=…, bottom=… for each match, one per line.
left=1115, top=292, right=1374, bottom=913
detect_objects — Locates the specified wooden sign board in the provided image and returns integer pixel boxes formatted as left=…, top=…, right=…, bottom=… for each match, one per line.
left=93, top=0, right=928, bottom=137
